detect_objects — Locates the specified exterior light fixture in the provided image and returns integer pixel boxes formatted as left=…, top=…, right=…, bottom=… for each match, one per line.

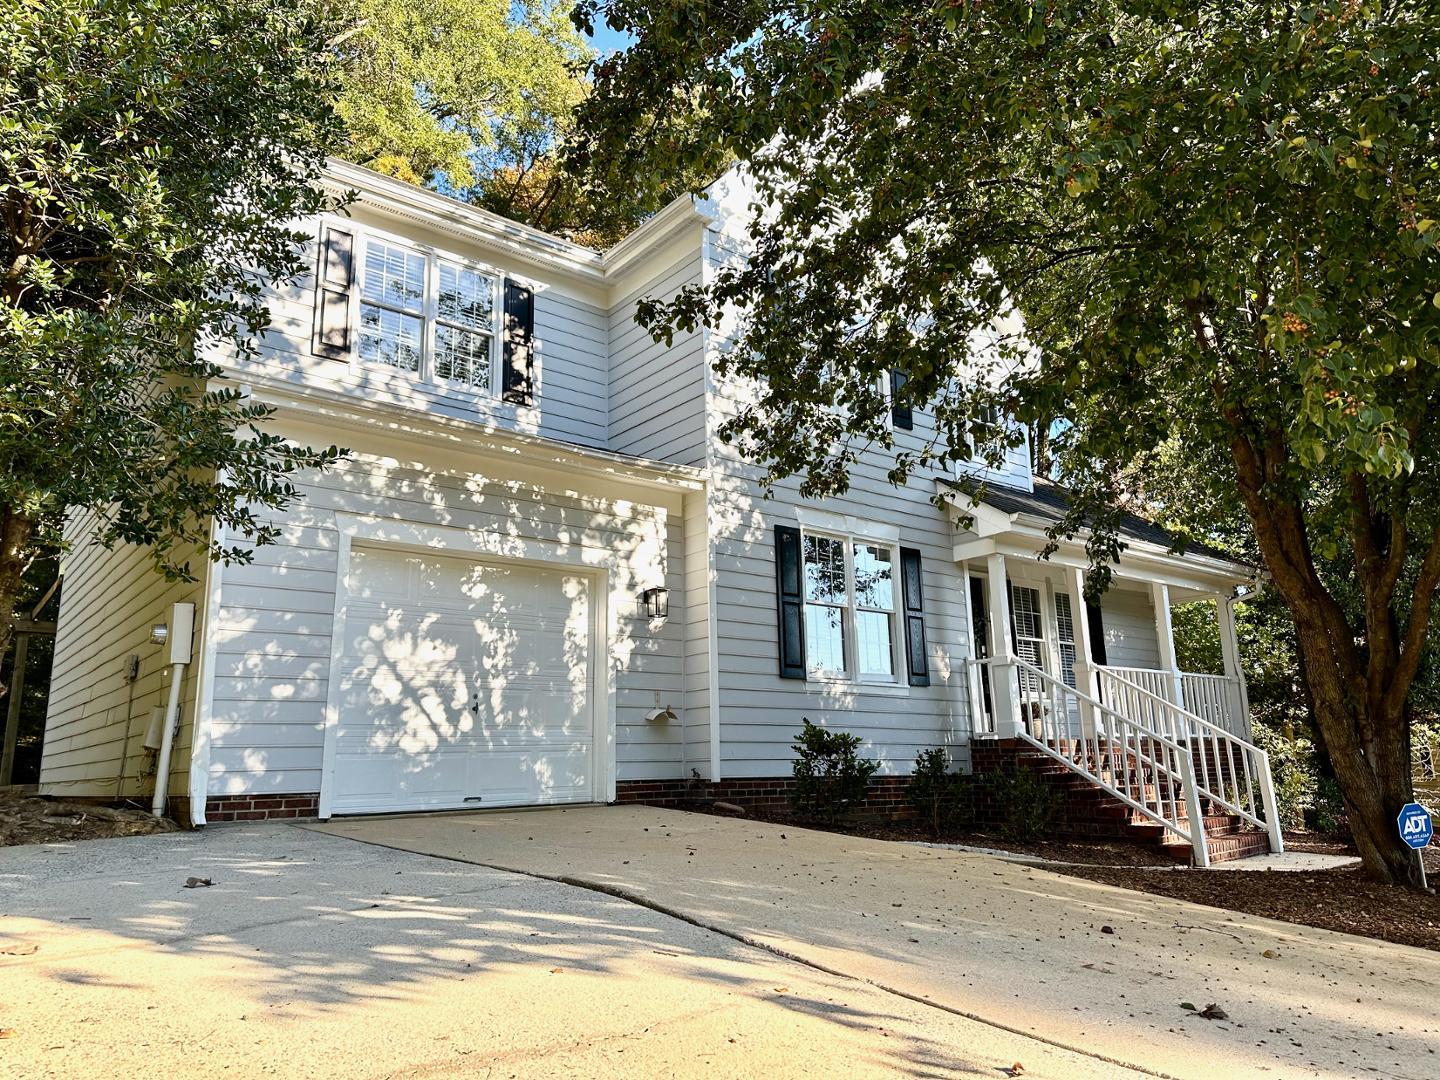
left=641, top=587, right=669, bottom=619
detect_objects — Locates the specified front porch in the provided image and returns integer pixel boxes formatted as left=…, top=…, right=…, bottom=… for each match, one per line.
left=940, top=479, right=1283, bottom=865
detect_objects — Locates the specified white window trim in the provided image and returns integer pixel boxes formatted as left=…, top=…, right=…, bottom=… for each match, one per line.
left=798, top=520, right=906, bottom=688
left=350, top=225, right=503, bottom=401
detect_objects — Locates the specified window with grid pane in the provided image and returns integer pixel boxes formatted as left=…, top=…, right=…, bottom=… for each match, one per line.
left=435, top=262, right=495, bottom=389
left=358, top=239, right=424, bottom=372
left=853, top=543, right=895, bottom=678
left=803, top=535, right=848, bottom=675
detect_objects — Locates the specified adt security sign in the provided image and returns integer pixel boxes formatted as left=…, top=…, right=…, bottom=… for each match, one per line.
left=1398, top=802, right=1433, bottom=890
left=1398, top=802, right=1433, bottom=849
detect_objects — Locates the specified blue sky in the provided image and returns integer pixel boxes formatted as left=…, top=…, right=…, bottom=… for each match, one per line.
left=584, top=22, right=635, bottom=56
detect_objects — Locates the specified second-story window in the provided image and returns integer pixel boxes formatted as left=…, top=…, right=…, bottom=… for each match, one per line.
left=435, top=262, right=495, bottom=390
left=354, top=235, right=499, bottom=393
left=358, top=239, right=425, bottom=373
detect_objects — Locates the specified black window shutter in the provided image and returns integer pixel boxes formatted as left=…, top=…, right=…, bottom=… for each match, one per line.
left=775, top=525, right=806, bottom=679
left=502, top=279, right=535, bottom=405
left=1085, top=601, right=1108, bottom=666
left=900, top=547, right=929, bottom=686
left=890, top=369, right=913, bottom=430
left=312, top=227, right=354, bottom=359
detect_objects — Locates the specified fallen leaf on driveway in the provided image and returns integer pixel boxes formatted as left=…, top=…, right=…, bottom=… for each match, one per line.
left=0, top=1028, right=15, bottom=1038
left=1200, top=1003, right=1229, bottom=1021
left=1007, top=1062, right=1025, bottom=1076
left=549, top=967, right=564, bottom=974
left=1180, top=1002, right=1198, bottom=1011
left=0, top=942, right=38, bottom=956
left=183, top=877, right=213, bottom=889
left=1100, top=925, right=1115, bottom=935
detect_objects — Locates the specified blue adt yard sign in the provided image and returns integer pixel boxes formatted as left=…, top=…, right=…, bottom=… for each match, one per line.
left=1398, top=802, right=1432, bottom=891
left=1399, top=802, right=1433, bottom=849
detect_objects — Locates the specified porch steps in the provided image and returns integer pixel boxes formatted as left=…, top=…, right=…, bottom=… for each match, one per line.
left=1008, top=745, right=1270, bottom=865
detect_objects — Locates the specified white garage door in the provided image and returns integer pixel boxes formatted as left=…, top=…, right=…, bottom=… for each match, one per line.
left=331, top=546, right=596, bottom=814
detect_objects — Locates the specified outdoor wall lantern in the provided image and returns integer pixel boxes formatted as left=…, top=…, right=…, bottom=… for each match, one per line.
left=641, top=586, right=669, bottom=619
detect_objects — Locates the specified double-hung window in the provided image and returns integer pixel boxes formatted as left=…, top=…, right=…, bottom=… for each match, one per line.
left=355, top=234, right=499, bottom=394
left=801, top=532, right=900, bottom=682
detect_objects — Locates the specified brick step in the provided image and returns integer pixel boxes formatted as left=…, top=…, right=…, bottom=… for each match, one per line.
left=981, top=740, right=1274, bottom=865
left=1162, top=829, right=1271, bottom=864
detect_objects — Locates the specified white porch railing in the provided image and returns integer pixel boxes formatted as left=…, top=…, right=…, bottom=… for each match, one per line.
left=1101, top=665, right=1173, bottom=702
left=975, top=655, right=1213, bottom=864
left=1101, top=665, right=1250, bottom=740
left=1096, top=667, right=1283, bottom=854
left=1181, top=672, right=1249, bottom=740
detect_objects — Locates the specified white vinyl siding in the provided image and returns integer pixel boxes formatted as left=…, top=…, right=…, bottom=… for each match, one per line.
left=203, top=423, right=688, bottom=800
left=606, top=245, right=708, bottom=466
left=227, top=211, right=609, bottom=450
left=40, top=511, right=207, bottom=801
left=698, top=231, right=973, bottom=778
left=1097, top=586, right=1162, bottom=670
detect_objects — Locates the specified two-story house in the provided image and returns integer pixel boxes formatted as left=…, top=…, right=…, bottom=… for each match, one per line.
left=39, top=161, right=1283, bottom=864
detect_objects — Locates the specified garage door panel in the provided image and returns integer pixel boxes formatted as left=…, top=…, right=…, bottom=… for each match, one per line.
left=331, top=547, right=596, bottom=815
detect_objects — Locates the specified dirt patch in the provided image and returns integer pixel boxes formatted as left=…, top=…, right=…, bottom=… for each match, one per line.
left=1055, top=845, right=1440, bottom=953
left=0, top=793, right=177, bottom=847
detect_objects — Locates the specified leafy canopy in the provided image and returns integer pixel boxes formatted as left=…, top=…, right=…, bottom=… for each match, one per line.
left=0, top=0, right=345, bottom=582
left=335, top=0, right=631, bottom=243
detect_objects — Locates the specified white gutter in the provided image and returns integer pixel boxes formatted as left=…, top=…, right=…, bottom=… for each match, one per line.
left=243, top=376, right=709, bottom=493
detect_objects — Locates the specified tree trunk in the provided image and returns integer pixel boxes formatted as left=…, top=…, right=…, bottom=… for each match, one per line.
left=0, top=507, right=35, bottom=675
left=1229, top=452, right=1426, bottom=888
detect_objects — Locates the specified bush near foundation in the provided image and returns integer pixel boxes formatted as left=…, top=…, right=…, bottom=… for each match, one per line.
left=907, top=748, right=975, bottom=837
left=789, top=720, right=879, bottom=824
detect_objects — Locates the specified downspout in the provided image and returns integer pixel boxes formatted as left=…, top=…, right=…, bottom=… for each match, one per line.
left=1224, top=579, right=1264, bottom=741
left=186, top=510, right=226, bottom=828
left=150, top=602, right=195, bottom=818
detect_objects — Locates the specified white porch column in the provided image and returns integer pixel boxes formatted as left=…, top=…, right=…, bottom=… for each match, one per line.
left=1215, top=592, right=1253, bottom=739
left=1066, top=567, right=1100, bottom=738
left=1150, top=581, right=1186, bottom=708
left=985, top=552, right=1022, bottom=739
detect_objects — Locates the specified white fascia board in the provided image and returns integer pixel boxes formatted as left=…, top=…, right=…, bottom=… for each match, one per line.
left=937, top=480, right=1253, bottom=590
left=323, top=160, right=607, bottom=286
left=324, top=160, right=713, bottom=299
left=600, top=193, right=711, bottom=282
left=242, top=375, right=708, bottom=494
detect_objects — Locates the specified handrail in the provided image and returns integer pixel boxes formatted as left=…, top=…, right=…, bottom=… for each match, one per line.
left=1096, top=667, right=1282, bottom=853
left=972, top=655, right=1208, bottom=864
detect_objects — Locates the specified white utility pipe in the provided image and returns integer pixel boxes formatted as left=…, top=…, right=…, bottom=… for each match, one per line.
left=151, top=602, right=195, bottom=819
left=151, top=661, right=187, bottom=818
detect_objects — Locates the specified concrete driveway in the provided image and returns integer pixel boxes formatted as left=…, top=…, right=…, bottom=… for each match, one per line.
left=315, top=805, right=1440, bottom=1080
left=2, top=822, right=1143, bottom=1079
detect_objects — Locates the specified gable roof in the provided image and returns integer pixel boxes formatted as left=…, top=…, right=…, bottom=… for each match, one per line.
left=942, top=475, right=1248, bottom=568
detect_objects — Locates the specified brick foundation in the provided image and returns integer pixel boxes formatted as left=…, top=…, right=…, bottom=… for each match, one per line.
left=202, top=793, right=321, bottom=823
left=614, top=775, right=916, bottom=820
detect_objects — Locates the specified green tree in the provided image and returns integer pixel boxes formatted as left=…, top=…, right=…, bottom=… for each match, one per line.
left=0, top=0, right=345, bottom=661
left=572, top=0, right=1440, bottom=885
left=335, top=0, right=619, bottom=241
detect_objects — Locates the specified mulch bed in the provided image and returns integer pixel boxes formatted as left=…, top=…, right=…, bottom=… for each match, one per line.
left=1055, top=845, right=1440, bottom=953
left=693, top=804, right=1179, bottom=865
left=0, top=793, right=177, bottom=847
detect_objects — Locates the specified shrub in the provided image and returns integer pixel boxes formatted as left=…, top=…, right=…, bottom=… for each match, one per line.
left=789, top=719, right=879, bottom=824
left=984, top=766, right=1060, bottom=843
left=907, top=748, right=974, bottom=837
